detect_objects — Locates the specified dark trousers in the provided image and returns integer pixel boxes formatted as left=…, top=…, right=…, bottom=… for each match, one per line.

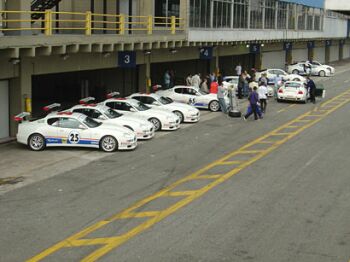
left=309, top=89, right=316, bottom=104
left=260, top=99, right=267, bottom=112
left=238, top=86, right=243, bottom=99
left=245, top=103, right=258, bottom=120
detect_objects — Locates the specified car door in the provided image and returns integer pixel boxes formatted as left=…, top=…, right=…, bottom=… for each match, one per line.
left=45, top=117, right=61, bottom=145
left=56, top=117, right=91, bottom=147
left=173, top=87, right=187, bottom=103
left=182, top=87, right=197, bottom=105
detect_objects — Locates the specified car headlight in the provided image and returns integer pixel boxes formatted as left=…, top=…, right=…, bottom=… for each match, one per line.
left=123, top=133, right=133, bottom=139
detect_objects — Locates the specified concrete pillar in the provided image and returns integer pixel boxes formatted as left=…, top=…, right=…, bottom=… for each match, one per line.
left=308, top=48, right=314, bottom=61
left=5, top=0, right=31, bottom=36
left=254, top=53, right=262, bottom=71
left=138, top=60, right=150, bottom=93
left=325, top=46, right=330, bottom=64
left=215, top=47, right=220, bottom=76
left=286, top=50, right=292, bottom=67
left=0, top=0, right=4, bottom=36
left=339, top=44, right=344, bottom=60
left=9, top=58, right=32, bottom=136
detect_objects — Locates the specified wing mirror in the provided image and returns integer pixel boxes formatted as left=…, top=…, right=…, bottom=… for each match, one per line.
left=78, top=124, right=88, bottom=130
left=130, top=108, right=137, bottom=112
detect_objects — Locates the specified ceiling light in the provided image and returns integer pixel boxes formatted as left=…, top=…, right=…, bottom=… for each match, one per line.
left=169, top=48, right=178, bottom=54
left=102, top=52, right=111, bottom=58
left=60, top=54, right=70, bottom=60
left=143, top=50, right=152, bottom=55
left=9, top=58, right=21, bottom=65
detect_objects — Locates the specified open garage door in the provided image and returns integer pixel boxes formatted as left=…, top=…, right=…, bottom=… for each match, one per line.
left=292, top=48, right=308, bottom=62
left=32, top=67, right=138, bottom=117
left=0, top=80, right=9, bottom=139
left=219, top=54, right=255, bottom=77
left=262, top=51, right=285, bottom=69
left=330, top=45, right=339, bottom=62
left=314, top=47, right=325, bottom=63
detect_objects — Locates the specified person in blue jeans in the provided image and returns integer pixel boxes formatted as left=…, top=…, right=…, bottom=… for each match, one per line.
left=243, top=86, right=259, bottom=120
left=217, top=76, right=227, bottom=113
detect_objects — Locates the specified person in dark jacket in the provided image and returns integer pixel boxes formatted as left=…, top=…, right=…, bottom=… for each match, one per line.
left=237, top=73, right=245, bottom=99
left=243, top=86, right=259, bottom=120
left=306, top=76, right=316, bottom=104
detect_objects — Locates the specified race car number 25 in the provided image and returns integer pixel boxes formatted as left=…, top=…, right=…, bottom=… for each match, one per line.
left=68, top=131, right=80, bottom=144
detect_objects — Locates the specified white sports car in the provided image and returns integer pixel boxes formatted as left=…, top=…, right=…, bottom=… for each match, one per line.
left=305, top=60, right=335, bottom=75
left=277, top=81, right=308, bottom=103
left=15, top=111, right=137, bottom=152
left=156, top=85, right=230, bottom=112
left=255, top=69, right=306, bottom=84
left=287, top=62, right=331, bottom=77
left=68, top=102, right=155, bottom=140
left=128, top=93, right=200, bottom=123
left=101, top=98, right=180, bottom=131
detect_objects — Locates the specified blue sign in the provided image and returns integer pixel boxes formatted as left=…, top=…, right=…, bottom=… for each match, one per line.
left=199, top=47, right=213, bottom=60
left=325, top=40, right=332, bottom=47
left=283, top=42, right=293, bottom=51
left=250, top=44, right=261, bottom=54
left=280, top=0, right=324, bottom=9
left=118, top=51, right=136, bottom=68
left=307, top=41, right=315, bottom=49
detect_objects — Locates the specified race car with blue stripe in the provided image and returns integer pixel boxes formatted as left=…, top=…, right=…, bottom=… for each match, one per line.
left=156, top=85, right=229, bottom=112
left=14, top=110, right=137, bottom=152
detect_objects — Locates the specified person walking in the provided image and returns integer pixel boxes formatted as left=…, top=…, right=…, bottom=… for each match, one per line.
left=306, top=75, right=316, bottom=104
left=217, top=76, right=227, bottom=114
left=200, top=77, right=209, bottom=93
left=243, top=86, right=259, bottom=121
left=257, top=83, right=268, bottom=113
left=235, top=63, right=242, bottom=76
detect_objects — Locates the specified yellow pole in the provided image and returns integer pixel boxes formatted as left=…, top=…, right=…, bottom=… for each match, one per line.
left=85, top=11, right=92, bottom=35
left=119, top=14, right=125, bottom=35
left=147, top=15, right=153, bottom=35
left=44, top=10, right=52, bottom=36
left=170, top=16, right=176, bottom=34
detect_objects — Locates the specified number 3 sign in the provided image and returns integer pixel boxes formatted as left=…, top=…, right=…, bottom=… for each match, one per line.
left=118, top=51, right=136, bottom=68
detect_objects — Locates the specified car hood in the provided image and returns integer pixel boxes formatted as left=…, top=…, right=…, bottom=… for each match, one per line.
left=162, top=102, right=199, bottom=112
left=100, top=122, right=135, bottom=134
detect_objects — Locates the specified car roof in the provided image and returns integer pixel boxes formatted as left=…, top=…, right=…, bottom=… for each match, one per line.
left=47, top=111, right=86, bottom=119
left=131, top=92, right=160, bottom=98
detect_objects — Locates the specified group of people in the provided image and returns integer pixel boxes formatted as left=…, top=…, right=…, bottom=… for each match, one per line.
left=185, top=72, right=221, bottom=95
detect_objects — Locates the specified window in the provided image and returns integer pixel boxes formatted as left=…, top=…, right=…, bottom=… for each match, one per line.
left=72, top=108, right=102, bottom=119
left=297, top=5, right=306, bottom=30
left=106, top=102, right=131, bottom=111
left=306, top=7, right=314, bottom=30
left=58, top=118, right=82, bottom=129
left=133, top=96, right=157, bottom=105
left=277, top=1, right=287, bottom=29
left=190, top=0, right=211, bottom=28
left=250, top=0, right=263, bottom=29
left=287, top=3, right=296, bottom=29
left=47, top=117, right=59, bottom=126
left=314, top=8, right=321, bottom=30
left=175, top=88, right=184, bottom=94
left=233, top=0, right=249, bottom=28
left=155, top=0, right=180, bottom=27
left=264, top=0, right=276, bottom=29
left=212, top=0, right=232, bottom=28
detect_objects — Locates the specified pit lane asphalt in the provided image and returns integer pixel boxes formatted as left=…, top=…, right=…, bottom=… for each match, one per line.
left=1, top=65, right=350, bottom=262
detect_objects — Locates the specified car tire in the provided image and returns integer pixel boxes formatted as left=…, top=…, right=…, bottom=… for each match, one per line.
left=100, top=135, right=118, bottom=152
left=28, top=133, right=46, bottom=151
left=149, top=118, right=162, bottom=131
left=209, top=100, right=220, bottom=112
left=292, top=69, right=299, bottom=75
left=319, top=70, right=326, bottom=77
left=277, top=99, right=282, bottom=103
left=173, top=111, right=184, bottom=123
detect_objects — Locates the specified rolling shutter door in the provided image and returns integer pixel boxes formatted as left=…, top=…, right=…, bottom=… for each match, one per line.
left=262, top=51, right=285, bottom=69
left=292, top=48, right=308, bottom=62
left=313, top=47, right=325, bottom=63
left=343, top=44, right=350, bottom=59
left=0, top=80, right=9, bottom=139
left=329, top=45, right=339, bottom=62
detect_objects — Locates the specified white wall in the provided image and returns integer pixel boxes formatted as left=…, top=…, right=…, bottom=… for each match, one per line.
left=314, top=47, right=326, bottom=63
left=325, top=0, right=350, bottom=10
left=292, top=49, right=308, bottom=62
left=330, top=45, right=339, bottom=62
left=0, top=80, right=9, bottom=139
left=262, top=51, right=285, bottom=69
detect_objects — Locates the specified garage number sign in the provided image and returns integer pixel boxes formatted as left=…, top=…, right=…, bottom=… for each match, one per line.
left=199, top=47, right=213, bottom=60
left=325, top=40, right=332, bottom=47
left=283, top=42, right=293, bottom=51
left=307, top=41, right=315, bottom=49
left=250, top=44, right=261, bottom=54
left=118, top=51, right=136, bottom=68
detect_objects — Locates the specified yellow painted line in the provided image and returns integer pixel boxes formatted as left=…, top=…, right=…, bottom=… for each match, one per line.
left=286, top=125, right=299, bottom=128
left=27, top=90, right=350, bottom=262
left=166, top=191, right=197, bottom=197
left=194, top=174, right=223, bottom=180
left=118, top=211, right=161, bottom=219
left=218, top=160, right=242, bottom=165
left=69, top=238, right=119, bottom=246
left=294, top=119, right=311, bottom=122
left=270, top=132, right=294, bottom=136
left=277, top=104, right=296, bottom=113
left=237, top=150, right=264, bottom=154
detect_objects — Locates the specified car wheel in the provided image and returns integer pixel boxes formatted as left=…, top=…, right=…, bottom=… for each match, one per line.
left=149, top=118, right=161, bottom=131
left=28, top=133, right=46, bottom=151
left=277, top=99, right=282, bottom=103
left=319, top=70, right=326, bottom=77
left=292, top=69, right=299, bottom=75
left=173, top=111, right=184, bottom=123
left=209, top=100, right=220, bottom=112
left=100, top=135, right=118, bottom=152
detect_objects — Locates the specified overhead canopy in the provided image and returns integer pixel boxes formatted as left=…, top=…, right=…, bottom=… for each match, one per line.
left=280, top=0, right=324, bottom=9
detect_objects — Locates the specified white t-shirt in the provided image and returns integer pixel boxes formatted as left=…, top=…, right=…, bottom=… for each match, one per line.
left=235, top=65, right=242, bottom=76
left=257, top=85, right=268, bottom=99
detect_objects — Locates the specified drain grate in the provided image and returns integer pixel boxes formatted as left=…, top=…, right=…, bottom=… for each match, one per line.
left=0, top=177, right=24, bottom=186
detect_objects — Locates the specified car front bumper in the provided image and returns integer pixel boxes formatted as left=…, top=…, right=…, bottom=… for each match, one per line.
left=136, top=127, right=155, bottom=140
left=119, top=137, right=138, bottom=150
left=162, top=119, right=181, bottom=130
left=184, top=112, right=200, bottom=122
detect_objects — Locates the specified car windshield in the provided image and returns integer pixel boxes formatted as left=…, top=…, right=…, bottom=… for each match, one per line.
left=159, top=96, right=173, bottom=105
left=83, top=116, right=102, bottom=128
left=103, top=108, right=122, bottom=119
left=285, top=82, right=301, bottom=88
left=133, top=101, right=150, bottom=111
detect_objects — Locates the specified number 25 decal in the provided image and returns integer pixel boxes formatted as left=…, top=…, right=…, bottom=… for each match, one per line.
left=68, top=131, right=80, bottom=144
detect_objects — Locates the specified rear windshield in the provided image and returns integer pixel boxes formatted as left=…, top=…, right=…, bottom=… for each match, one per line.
left=285, top=82, right=302, bottom=88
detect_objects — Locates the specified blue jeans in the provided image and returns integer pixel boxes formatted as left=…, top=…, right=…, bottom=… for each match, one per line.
left=218, top=98, right=227, bottom=113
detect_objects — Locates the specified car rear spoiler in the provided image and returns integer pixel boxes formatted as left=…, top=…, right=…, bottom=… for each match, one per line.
left=106, top=92, right=120, bottom=99
left=43, top=103, right=61, bottom=112
left=13, top=112, right=31, bottom=123
left=79, top=97, right=96, bottom=104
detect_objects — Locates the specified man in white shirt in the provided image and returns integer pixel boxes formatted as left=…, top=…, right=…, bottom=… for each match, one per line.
left=191, top=73, right=201, bottom=88
left=257, top=84, right=268, bottom=113
left=235, top=64, right=242, bottom=76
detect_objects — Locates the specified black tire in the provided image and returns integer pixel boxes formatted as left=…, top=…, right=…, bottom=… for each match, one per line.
left=319, top=70, right=326, bottom=77
left=149, top=118, right=162, bottom=131
left=277, top=99, right=282, bottom=103
left=28, top=133, right=46, bottom=151
left=173, top=110, right=184, bottom=123
left=292, top=69, right=299, bottom=75
left=209, top=100, right=220, bottom=112
left=99, top=135, right=118, bottom=152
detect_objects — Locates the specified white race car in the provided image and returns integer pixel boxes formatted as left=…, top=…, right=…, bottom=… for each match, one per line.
left=15, top=111, right=137, bottom=152
left=101, top=98, right=180, bottom=131
left=156, top=85, right=230, bottom=112
left=277, top=81, right=308, bottom=103
left=128, top=93, right=200, bottom=123
left=305, top=60, right=335, bottom=75
left=68, top=99, right=155, bottom=140
left=287, top=62, right=331, bottom=77
left=255, top=69, right=306, bottom=84
left=223, top=76, right=239, bottom=90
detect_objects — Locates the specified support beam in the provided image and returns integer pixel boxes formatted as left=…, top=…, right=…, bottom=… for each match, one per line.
left=5, top=0, right=31, bottom=36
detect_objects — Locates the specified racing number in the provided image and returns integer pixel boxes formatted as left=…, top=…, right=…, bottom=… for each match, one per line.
left=68, top=131, right=80, bottom=144
left=189, top=98, right=196, bottom=105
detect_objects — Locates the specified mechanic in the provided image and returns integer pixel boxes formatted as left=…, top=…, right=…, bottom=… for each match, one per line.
left=306, top=75, right=316, bottom=104
left=217, top=76, right=227, bottom=114
left=243, top=86, right=259, bottom=121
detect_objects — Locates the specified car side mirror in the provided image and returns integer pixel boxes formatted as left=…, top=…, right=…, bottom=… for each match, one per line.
left=153, top=101, right=161, bottom=106
left=79, top=124, right=87, bottom=130
left=130, top=108, right=137, bottom=112
left=98, top=115, right=107, bottom=120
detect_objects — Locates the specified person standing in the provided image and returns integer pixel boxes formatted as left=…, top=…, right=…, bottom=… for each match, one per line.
left=191, top=73, right=201, bottom=88
left=306, top=76, right=316, bottom=104
left=217, top=76, right=227, bottom=114
left=210, top=79, right=218, bottom=94
left=243, top=86, right=259, bottom=120
left=164, top=70, right=171, bottom=89
left=259, top=73, right=268, bottom=87
left=257, top=83, right=268, bottom=113
left=243, top=70, right=251, bottom=97
left=235, top=63, right=242, bottom=76
left=200, top=77, right=209, bottom=93
left=273, top=73, right=283, bottom=99
left=169, top=69, right=175, bottom=88
left=186, top=74, right=192, bottom=86
left=237, top=73, right=245, bottom=99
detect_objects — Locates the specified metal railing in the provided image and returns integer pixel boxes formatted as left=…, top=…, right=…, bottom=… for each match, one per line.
left=0, top=10, right=186, bottom=36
